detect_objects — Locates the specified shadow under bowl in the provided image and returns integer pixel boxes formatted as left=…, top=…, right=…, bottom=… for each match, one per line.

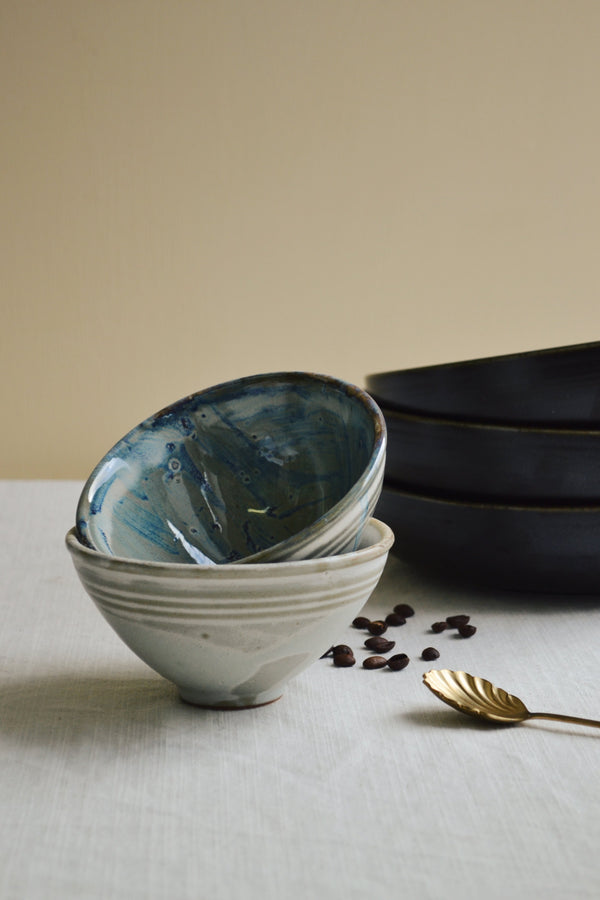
left=66, top=519, right=394, bottom=709
left=76, top=371, right=386, bottom=565
left=366, top=340, right=600, bottom=426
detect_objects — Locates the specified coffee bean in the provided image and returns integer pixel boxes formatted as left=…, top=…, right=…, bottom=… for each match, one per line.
left=352, top=616, right=371, bottom=629
left=393, top=603, right=415, bottom=618
left=431, top=621, right=448, bottom=633
left=368, top=620, right=388, bottom=635
left=332, top=644, right=353, bottom=656
left=333, top=653, right=356, bottom=667
left=363, top=655, right=388, bottom=669
left=387, top=653, right=410, bottom=671
left=385, top=613, right=406, bottom=627
left=446, top=614, right=470, bottom=628
left=458, top=624, right=477, bottom=637
left=364, top=635, right=391, bottom=651
left=364, top=636, right=395, bottom=653
left=421, top=647, right=440, bottom=661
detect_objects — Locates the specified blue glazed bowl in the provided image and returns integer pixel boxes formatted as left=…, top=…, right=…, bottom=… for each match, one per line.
left=76, top=372, right=386, bottom=565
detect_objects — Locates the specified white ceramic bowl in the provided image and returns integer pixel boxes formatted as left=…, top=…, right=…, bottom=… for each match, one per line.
left=66, top=518, right=394, bottom=709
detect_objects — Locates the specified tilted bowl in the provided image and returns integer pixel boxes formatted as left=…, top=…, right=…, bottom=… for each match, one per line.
left=376, top=482, right=600, bottom=593
left=380, top=403, right=600, bottom=503
left=76, top=372, right=386, bottom=565
left=66, top=518, right=394, bottom=709
left=366, top=341, right=600, bottom=426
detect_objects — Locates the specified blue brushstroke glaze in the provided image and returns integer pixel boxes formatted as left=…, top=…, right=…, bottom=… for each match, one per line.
left=76, top=372, right=382, bottom=564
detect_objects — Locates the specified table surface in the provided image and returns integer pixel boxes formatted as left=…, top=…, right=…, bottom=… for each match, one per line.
left=1, top=480, right=599, bottom=900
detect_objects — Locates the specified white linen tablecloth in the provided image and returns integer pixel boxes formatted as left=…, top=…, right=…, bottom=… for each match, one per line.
left=1, top=481, right=599, bottom=899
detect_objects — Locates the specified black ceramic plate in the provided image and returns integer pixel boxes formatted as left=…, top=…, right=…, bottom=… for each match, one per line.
left=375, top=482, right=600, bottom=593
left=381, top=404, right=600, bottom=503
left=366, top=341, right=600, bottom=426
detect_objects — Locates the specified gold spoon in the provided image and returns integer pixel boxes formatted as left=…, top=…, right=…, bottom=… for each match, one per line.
left=423, top=669, right=600, bottom=729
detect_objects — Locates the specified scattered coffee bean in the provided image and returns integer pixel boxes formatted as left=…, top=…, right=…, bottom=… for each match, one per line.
left=332, top=644, right=353, bottom=656
left=458, top=624, right=477, bottom=637
left=393, top=603, right=415, bottom=618
left=368, top=620, right=388, bottom=635
left=421, top=647, right=440, bottom=661
left=387, top=653, right=410, bottom=671
left=352, top=616, right=371, bottom=629
left=385, top=613, right=406, bottom=627
left=363, top=655, right=388, bottom=669
left=431, top=621, right=448, bottom=633
left=364, top=636, right=395, bottom=653
left=446, top=614, right=470, bottom=628
left=333, top=653, right=356, bottom=667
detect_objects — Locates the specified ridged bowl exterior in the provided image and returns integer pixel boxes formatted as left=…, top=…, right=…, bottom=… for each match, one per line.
left=66, top=518, right=394, bottom=708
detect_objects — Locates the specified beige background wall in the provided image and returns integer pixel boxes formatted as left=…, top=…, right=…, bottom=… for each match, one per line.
left=3, top=1, right=600, bottom=479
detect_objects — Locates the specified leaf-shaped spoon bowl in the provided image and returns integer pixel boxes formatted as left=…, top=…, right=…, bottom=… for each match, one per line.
left=423, top=669, right=600, bottom=729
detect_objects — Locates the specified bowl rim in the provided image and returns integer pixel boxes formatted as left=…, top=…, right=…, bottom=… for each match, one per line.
left=75, top=371, right=386, bottom=564
left=66, top=517, right=395, bottom=574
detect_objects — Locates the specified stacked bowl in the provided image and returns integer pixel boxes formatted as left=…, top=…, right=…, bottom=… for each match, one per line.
left=67, top=372, right=393, bottom=708
left=366, top=341, right=600, bottom=593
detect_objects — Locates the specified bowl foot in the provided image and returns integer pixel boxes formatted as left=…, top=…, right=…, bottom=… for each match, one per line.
left=178, top=687, right=283, bottom=710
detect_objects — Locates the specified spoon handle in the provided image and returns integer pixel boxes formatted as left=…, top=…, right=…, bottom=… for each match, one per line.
left=529, top=712, right=600, bottom=729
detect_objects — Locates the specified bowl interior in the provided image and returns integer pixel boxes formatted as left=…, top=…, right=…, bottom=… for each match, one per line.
left=77, top=373, right=382, bottom=564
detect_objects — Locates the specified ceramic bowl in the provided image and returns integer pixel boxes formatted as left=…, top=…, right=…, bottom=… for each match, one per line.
left=376, top=482, right=600, bottom=593
left=76, top=372, right=386, bottom=565
left=366, top=341, right=600, bottom=426
left=380, top=404, right=600, bottom=503
left=66, top=518, right=394, bottom=709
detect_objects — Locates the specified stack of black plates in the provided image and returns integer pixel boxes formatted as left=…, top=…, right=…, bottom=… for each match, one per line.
left=366, top=341, right=600, bottom=592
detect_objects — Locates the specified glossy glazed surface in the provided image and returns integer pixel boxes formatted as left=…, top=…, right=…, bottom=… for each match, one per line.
left=66, top=518, right=394, bottom=709
left=76, top=372, right=385, bottom=564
